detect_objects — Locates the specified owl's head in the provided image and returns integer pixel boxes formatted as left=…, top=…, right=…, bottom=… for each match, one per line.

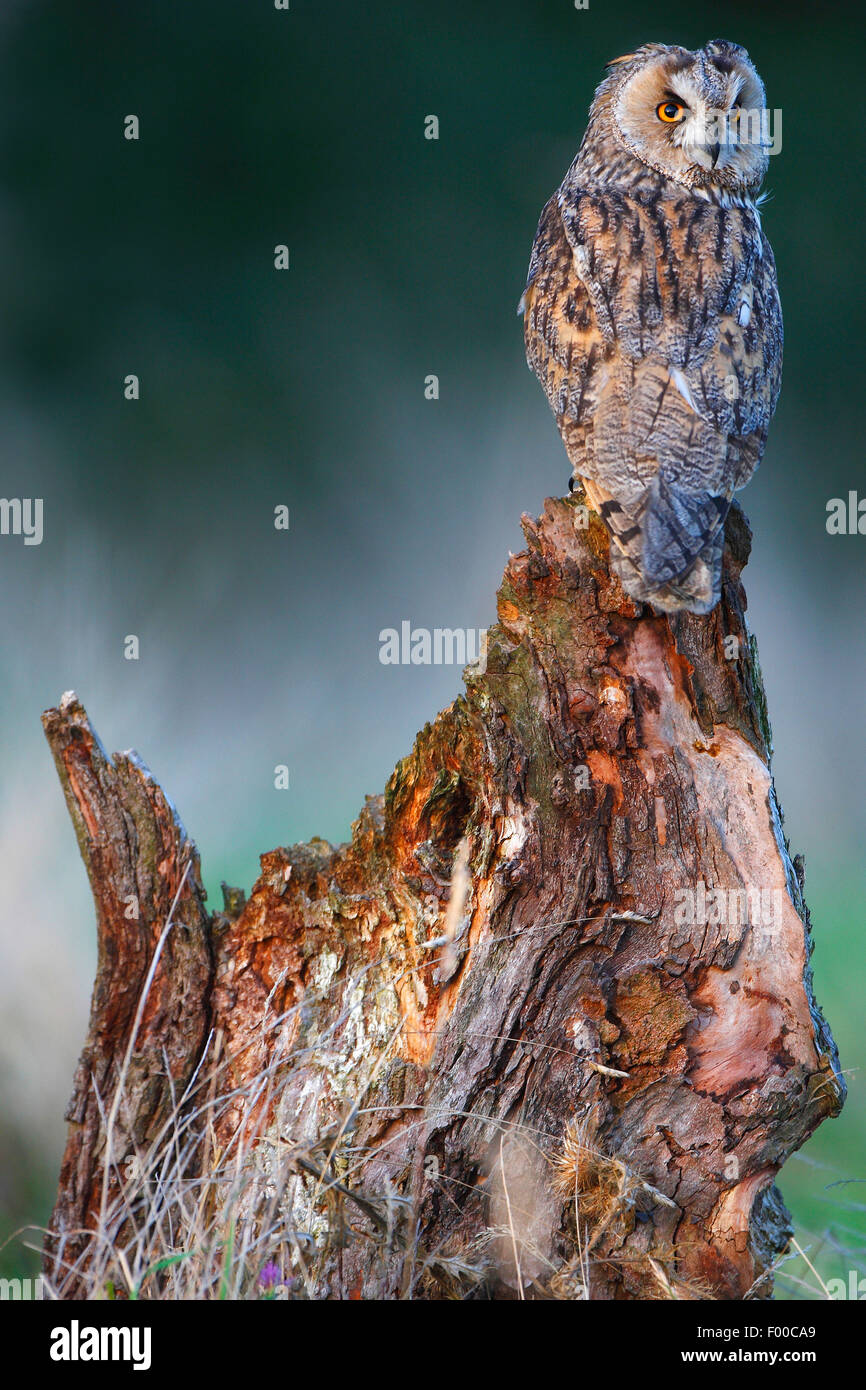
left=596, top=40, right=769, bottom=196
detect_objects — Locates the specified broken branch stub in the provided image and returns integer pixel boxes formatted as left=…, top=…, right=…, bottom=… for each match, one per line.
left=41, top=693, right=212, bottom=1296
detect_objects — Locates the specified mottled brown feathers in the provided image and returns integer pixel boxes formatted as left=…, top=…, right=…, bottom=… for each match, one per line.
left=523, top=40, right=782, bottom=613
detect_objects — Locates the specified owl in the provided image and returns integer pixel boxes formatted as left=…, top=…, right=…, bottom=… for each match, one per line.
left=521, top=40, right=782, bottom=613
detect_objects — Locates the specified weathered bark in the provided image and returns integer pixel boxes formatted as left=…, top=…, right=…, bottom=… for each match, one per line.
left=42, top=495, right=844, bottom=1300
left=41, top=697, right=212, bottom=1293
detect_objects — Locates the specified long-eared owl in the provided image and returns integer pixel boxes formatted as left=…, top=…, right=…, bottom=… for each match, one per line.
left=521, top=40, right=782, bottom=613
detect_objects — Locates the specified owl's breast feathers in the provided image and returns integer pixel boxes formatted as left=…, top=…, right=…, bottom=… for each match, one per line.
left=522, top=182, right=782, bottom=613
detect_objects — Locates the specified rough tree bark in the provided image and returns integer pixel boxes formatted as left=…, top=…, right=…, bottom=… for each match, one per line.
left=42, top=494, right=844, bottom=1300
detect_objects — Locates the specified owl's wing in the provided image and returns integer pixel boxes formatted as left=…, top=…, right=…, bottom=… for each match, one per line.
left=524, top=185, right=781, bottom=599
left=521, top=193, right=608, bottom=446
left=682, top=227, right=783, bottom=489
left=556, top=187, right=782, bottom=442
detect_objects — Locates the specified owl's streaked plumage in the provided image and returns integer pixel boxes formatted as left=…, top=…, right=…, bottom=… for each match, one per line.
left=522, top=40, right=782, bottom=613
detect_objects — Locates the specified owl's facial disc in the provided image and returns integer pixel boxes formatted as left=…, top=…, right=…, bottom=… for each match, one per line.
left=611, top=42, right=769, bottom=196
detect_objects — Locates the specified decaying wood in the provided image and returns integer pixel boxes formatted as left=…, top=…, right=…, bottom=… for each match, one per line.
left=42, top=494, right=844, bottom=1300
left=40, top=698, right=212, bottom=1291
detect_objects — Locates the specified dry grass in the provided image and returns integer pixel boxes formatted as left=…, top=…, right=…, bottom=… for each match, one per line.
left=20, top=1038, right=850, bottom=1300
left=26, top=1026, right=688, bottom=1300
left=16, top=888, right=836, bottom=1302
left=547, top=1116, right=713, bottom=1301
left=25, top=951, right=494, bottom=1301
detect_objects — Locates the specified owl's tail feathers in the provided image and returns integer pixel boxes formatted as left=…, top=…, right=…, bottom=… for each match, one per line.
left=609, top=533, right=724, bottom=614
left=601, top=476, right=730, bottom=615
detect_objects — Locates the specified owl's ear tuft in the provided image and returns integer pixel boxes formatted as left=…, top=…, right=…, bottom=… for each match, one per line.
left=607, top=42, right=685, bottom=72
left=705, top=38, right=750, bottom=62
left=606, top=43, right=667, bottom=69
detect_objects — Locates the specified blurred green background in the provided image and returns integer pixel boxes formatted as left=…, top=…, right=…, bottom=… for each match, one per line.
left=0, top=0, right=862, bottom=1298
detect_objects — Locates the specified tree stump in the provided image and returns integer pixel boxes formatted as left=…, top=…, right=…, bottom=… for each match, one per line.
left=41, top=493, right=844, bottom=1300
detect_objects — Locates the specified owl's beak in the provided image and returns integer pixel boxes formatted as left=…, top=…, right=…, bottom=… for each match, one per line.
left=691, top=123, right=732, bottom=172
left=687, top=105, right=736, bottom=173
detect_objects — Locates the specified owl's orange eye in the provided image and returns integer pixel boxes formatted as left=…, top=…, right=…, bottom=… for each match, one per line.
left=657, top=101, right=686, bottom=123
